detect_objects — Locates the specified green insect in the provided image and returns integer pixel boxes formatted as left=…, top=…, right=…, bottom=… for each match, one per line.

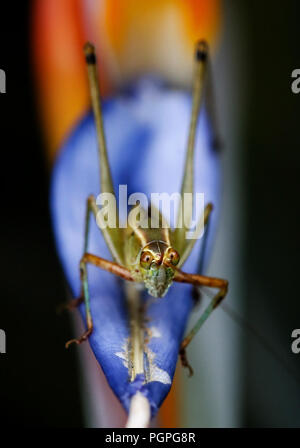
left=64, top=40, right=228, bottom=376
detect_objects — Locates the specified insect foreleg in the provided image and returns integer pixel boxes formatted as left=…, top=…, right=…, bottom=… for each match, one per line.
left=65, top=257, right=93, bottom=348
left=58, top=194, right=97, bottom=315
left=65, top=195, right=134, bottom=348
left=80, top=253, right=134, bottom=282
left=65, top=254, right=134, bottom=348
left=174, top=270, right=228, bottom=375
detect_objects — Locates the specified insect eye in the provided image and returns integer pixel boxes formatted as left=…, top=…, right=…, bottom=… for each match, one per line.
left=167, top=249, right=180, bottom=266
left=140, top=251, right=154, bottom=269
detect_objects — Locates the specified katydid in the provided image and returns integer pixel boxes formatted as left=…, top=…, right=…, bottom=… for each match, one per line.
left=64, top=40, right=228, bottom=376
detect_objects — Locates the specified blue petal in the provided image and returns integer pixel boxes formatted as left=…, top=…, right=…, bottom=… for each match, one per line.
left=50, top=79, right=221, bottom=416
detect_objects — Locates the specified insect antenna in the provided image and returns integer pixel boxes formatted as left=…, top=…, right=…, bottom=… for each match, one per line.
left=199, top=285, right=300, bottom=386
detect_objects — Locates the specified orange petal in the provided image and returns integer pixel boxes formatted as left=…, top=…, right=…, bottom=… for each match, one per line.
left=32, top=0, right=89, bottom=162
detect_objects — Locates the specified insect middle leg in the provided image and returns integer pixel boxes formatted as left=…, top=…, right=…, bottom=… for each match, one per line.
left=174, top=271, right=228, bottom=375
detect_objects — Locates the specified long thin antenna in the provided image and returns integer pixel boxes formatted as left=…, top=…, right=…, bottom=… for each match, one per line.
left=84, top=42, right=114, bottom=195
left=200, top=286, right=300, bottom=386
left=221, top=301, right=300, bottom=386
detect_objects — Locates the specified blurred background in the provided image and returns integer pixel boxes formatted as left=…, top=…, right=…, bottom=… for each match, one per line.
left=0, top=0, right=300, bottom=427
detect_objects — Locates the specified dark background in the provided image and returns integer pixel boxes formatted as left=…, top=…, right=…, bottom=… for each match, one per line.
left=0, top=1, right=83, bottom=427
left=0, top=0, right=299, bottom=427
left=242, top=0, right=300, bottom=426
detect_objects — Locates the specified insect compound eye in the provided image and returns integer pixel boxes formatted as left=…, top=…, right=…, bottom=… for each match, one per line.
left=167, top=249, right=180, bottom=266
left=140, top=251, right=154, bottom=269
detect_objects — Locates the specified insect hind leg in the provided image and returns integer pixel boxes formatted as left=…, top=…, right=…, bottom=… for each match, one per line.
left=174, top=270, right=228, bottom=375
